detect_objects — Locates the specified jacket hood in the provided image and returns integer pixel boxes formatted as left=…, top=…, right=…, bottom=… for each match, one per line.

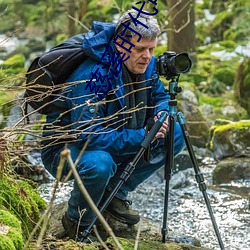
left=82, top=21, right=116, bottom=61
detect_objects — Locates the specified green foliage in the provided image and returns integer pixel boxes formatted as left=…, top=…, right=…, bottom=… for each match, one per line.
left=106, top=237, right=205, bottom=250
left=199, top=95, right=224, bottom=107
left=196, top=0, right=250, bottom=47
left=154, top=44, right=167, bottom=57
left=199, top=91, right=248, bottom=121
left=191, top=40, right=241, bottom=95
left=213, top=67, right=235, bottom=86
left=1, top=54, right=25, bottom=69
left=209, top=11, right=234, bottom=42
left=0, top=54, right=26, bottom=83
left=234, top=57, right=250, bottom=115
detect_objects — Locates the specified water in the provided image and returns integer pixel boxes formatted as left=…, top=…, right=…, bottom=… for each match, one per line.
left=38, top=157, right=250, bottom=250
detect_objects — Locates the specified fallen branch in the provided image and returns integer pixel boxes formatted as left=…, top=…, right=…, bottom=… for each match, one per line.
left=62, top=148, right=124, bottom=250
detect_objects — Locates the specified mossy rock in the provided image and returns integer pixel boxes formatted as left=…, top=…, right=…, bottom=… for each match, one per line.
left=0, top=209, right=24, bottom=250
left=199, top=92, right=249, bottom=122
left=209, top=120, right=250, bottom=160
left=0, top=174, right=47, bottom=239
left=43, top=202, right=211, bottom=250
left=106, top=237, right=210, bottom=250
left=28, top=237, right=211, bottom=250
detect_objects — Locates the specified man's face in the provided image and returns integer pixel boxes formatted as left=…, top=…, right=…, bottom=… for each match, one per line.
left=115, top=36, right=157, bottom=75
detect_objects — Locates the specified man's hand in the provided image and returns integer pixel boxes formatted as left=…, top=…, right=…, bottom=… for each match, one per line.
left=154, top=111, right=169, bottom=139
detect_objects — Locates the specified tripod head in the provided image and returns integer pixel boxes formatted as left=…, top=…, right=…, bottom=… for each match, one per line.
left=168, top=76, right=182, bottom=100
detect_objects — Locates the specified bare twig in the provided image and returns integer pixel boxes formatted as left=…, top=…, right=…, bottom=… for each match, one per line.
left=134, top=220, right=142, bottom=250
left=93, top=225, right=110, bottom=250
left=68, top=14, right=90, bottom=31
left=61, top=148, right=124, bottom=250
left=22, top=154, right=65, bottom=249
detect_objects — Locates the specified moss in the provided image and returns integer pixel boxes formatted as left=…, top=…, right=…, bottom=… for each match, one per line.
left=213, top=120, right=250, bottom=133
left=106, top=237, right=208, bottom=250
left=199, top=91, right=248, bottom=122
left=213, top=67, right=235, bottom=86
left=1, top=54, right=25, bottom=69
left=217, top=40, right=237, bottom=51
left=0, top=209, right=24, bottom=249
left=7, top=228, right=24, bottom=249
left=0, top=209, right=21, bottom=229
left=214, top=119, right=232, bottom=126
left=0, top=175, right=47, bottom=239
left=0, top=54, right=26, bottom=78
left=0, top=54, right=26, bottom=86
left=199, top=95, right=224, bottom=107
left=0, top=235, right=16, bottom=250
left=209, top=120, right=250, bottom=151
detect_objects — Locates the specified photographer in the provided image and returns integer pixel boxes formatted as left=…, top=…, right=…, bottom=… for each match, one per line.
left=41, top=9, right=185, bottom=241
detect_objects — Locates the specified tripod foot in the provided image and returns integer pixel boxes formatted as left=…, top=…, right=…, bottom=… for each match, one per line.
left=161, top=227, right=168, bottom=243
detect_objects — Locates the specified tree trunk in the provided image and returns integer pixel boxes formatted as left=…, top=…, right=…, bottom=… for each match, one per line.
left=78, top=0, right=88, bottom=20
left=67, top=0, right=77, bottom=36
left=167, top=0, right=196, bottom=62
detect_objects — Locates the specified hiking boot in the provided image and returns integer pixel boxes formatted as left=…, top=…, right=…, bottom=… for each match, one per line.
left=105, top=196, right=140, bottom=225
left=61, top=213, right=97, bottom=243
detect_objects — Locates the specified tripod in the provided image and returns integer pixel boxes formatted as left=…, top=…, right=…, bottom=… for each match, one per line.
left=81, top=110, right=168, bottom=241
left=162, top=77, right=225, bottom=249
left=82, top=77, right=225, bottom=250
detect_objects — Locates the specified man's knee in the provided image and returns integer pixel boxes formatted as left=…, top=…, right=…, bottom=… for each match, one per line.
left=77, top=150, right=117, bottom=181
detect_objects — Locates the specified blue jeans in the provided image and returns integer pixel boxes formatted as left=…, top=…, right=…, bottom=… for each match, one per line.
left=41, top=123, right=185, bottom=226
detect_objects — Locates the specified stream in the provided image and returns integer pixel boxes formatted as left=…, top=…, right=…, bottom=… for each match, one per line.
left=38, top=155, right=250, bottom=250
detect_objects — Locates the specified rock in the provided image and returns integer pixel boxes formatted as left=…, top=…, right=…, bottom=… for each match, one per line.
left=179, top=100, right=211, bottom=148
left=181, top=89, right=199, bottom=105
left=209, top=120, right=250, bottom=160
left=213, top=157, right=250, bottom=184
left=221, top=105, right=237, bottom=116
left=170, top=168, right=193, bottom=189
left=44, top=202, right=212, bottom=250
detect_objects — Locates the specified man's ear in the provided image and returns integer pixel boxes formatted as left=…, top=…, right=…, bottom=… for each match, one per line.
left=114, top=37, right=122, bottom=52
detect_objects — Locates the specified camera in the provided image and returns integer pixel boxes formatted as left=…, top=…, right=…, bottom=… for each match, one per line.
left=156, top=51, right=192, bottom=79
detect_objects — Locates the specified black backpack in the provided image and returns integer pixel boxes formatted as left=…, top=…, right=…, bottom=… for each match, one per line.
left=24, top=34, right=87, bottom=115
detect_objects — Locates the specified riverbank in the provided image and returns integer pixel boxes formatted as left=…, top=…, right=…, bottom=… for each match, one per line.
left=38, top=155, right=250, bottom=250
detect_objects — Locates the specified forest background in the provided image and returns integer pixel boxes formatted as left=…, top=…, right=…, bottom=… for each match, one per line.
left=0, top=0, right=250, bottom=126
left=0, top=0, right=250, bottom=249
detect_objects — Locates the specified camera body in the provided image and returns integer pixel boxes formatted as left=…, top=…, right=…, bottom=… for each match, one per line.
left=156, top=51, right=192, bottom=79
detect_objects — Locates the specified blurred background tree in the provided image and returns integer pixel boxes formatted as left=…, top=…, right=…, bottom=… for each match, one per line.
left=0, top=0, right=250, bottom=124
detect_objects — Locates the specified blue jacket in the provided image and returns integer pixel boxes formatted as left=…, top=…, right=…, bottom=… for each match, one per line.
left=44, top=21, right=170, bottom=156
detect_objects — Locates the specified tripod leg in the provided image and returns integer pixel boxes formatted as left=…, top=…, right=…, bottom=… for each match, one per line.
left=162, top=114, right=175, bottom=243
left=81, top=112, right=168, bottom=240
left=177, top=112, right=225, bottom=250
